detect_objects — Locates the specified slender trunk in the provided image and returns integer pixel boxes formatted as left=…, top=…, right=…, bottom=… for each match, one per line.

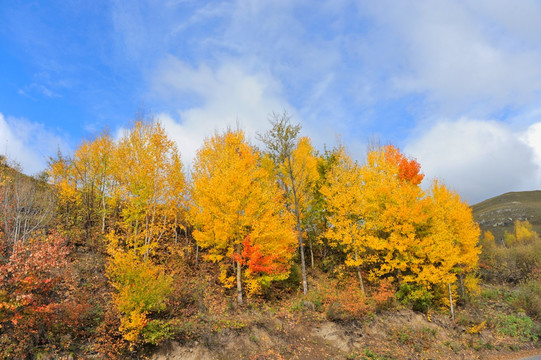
left=449, top=283, right=455, bottom=321
left=174, top=216, right=178, bottom=245
left=309, top=237, right=314, bottom=269
left=353, top=248, right=365, bottom=296
left=195, top=244, right=199, bottom=266
left=236, top=260, right=243, bottom=305
left=101, top=195, right=106, bottom=234
left=288, top=157, right=308, bottom=295
left=458, top=274, right=465, bottom=300
left=184, top=225, right=190, bottom=259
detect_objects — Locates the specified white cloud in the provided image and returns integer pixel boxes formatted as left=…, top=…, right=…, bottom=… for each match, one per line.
left=405, top=119, right=540, bottom=204
left=0, top=113, right=70, bottom=175
left=361, top=0, right=541, bottom=116
left=523, top=122, right=541, bottom=173
left=151, top=56, right=296, bottom=167
left=18, top=83, right=60, bottom=98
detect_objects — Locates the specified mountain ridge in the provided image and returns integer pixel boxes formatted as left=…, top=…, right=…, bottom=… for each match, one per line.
left=472, top=190, right=541, bottom=242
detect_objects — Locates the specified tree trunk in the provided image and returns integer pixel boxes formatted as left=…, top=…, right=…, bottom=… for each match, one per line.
left=309, top=237, right=314, bottom=269
left=449, top=283, right=455, bottom=321
left=101, top=195, right=106, bottom=234
left=236, top=260, right=243, bottom=305
left=459, top=273, right=465, bottom=300
left=288, top=157, right=308, bottom=295
left=354, top=248, right=365, bottom=296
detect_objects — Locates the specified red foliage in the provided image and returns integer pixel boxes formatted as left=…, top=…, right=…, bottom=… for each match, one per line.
left=383, top=145, right=424, bottom=185
left=233, top=236, right=287, bottom=275
left=0, top=231, right=89, bottom=357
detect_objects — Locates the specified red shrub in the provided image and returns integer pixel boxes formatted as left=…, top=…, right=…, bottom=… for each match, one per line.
left=0, top=232, right=87, bottom=357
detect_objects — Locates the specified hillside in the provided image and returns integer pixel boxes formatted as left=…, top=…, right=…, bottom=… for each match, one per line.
left=472, top=190, right=541, bottom=243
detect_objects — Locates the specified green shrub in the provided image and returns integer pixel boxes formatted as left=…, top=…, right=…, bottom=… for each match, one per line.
left=515, top=279, right=541, bottom=320
left=396, top=283, right=433, bottom=312
left=494, top=314, right=538, bottom=342
left=141, top=319, right=174, bottom=345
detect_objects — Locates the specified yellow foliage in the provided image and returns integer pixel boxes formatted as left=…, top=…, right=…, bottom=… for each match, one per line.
left=483, top=230, right=495, bottom=244
left=320, top=146, right=365, bottom=267
left=279, top=136, right=319, bottom=217
left=112, top=121, right=187, bottom=256
left=464, top=273, right=481, bottom=296
left=321, top=145, right=480, bottom=303
left=467, top=321, right=486, bottom=334
left=107, top=245, right=172, bottom=343
left=190, top=129, right=297, bottom=299
left=120, top=310, right=149, bottom=343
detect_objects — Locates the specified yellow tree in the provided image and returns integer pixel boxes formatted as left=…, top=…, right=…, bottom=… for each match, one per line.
left=425, top=181, right=480, bottom=298
left=112, top=120, right=187, bottom=258
left=107, top=120, right=185, bottom=343
left=323, top=144, right=480, bottom=305
left=320, top=146, right=366, bottom=294
left=48, top=151, right=81, bottom=229
left=281, top=137, right=319, bottom=267
left=357, top=145, right=429, bottom=285
left=48, top=132, right=114, bottom=239
left=191, top=129, right=296, bottom=305
left=258, top=113, right=318, bottom=295
left=71, top=133, right=114, bottom=238
left=355, top=146, right=479, bottom=305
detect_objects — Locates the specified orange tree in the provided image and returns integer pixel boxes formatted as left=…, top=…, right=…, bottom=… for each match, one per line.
left=190, top=129, right=296, bottom=304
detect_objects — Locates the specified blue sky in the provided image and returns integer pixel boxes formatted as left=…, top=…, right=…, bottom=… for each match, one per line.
left=2, top=0, right=541, bottom=203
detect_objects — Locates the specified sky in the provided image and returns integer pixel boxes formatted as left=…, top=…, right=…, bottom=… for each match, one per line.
left=1, top=0, right=541, bottom=204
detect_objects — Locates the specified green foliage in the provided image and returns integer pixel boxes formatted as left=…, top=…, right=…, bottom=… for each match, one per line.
left=392, top=325, right=437, bottom=353
left=141, top=319, right=174, bottom=345
left=396, top=283, right=434, bottom=312
left=494, top=314, right=538, bottom=342
left=361, top=348, right=394, bottom=360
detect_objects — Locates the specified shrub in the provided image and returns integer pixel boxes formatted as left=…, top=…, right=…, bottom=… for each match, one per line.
left=107, top=249, right=173, bottom=344
left=0, top=232, right=86, bottom=358
left=494, top=314, right=538, bottom=342
left=515, top=278, right=541, bottom=320
left=396, top=282, right=433, bottom=312
left=373, top=279, right=395, bottom=311
left=322, top=277, right=371, bottom=321
left=479, top=221, right=541, bottom=284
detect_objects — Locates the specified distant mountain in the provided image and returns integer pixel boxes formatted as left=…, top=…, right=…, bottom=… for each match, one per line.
left=472, top=190, right=541, bottom=243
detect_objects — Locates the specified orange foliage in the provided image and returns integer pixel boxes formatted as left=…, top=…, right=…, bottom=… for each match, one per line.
left=323, top=278, right=371, bottom=320
left=372, top=279, right=395, bottom=310
left=383, top=144, right=424, bottom=185
left=234, top=236, right=288, bottom=276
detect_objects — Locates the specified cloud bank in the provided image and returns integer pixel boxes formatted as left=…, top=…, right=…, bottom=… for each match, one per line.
left=152, top=56, right=295, bottom=167
left=405, top=119, right=541, bottom=204
left=0, top=113, right=70, bottom=175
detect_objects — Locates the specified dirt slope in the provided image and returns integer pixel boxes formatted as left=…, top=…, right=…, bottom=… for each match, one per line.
left=151, top=307, right=540, bottom=360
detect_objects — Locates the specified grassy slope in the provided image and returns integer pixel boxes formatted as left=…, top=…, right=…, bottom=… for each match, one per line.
left=472, top=190, right=541, bottom=243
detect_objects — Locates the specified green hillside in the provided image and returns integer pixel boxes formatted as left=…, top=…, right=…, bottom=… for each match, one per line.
left=472, top=190, right=541, bottom=243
